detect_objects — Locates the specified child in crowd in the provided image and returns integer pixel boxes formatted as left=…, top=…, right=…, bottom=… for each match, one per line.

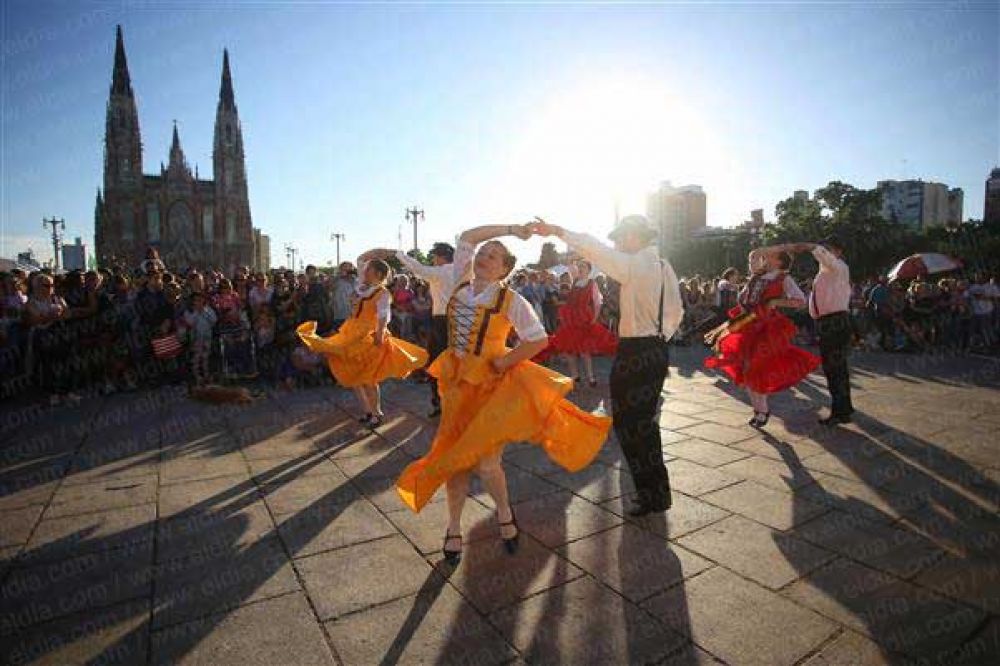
left=182, top=292, right=217, bottom=385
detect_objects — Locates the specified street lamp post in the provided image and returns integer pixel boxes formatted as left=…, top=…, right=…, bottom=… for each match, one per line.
left=284, top=244, right=298, bottom=271
left=42, top=217, right=65, bottom=271
left=405, top=207, right=424, bottom=253
left=330, top=233, right=345, bottom=266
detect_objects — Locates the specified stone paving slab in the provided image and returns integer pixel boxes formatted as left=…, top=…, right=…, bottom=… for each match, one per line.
left=1, top=598, right=150, bottom=666
left=665, top=437, right=753, bottom=467
left=275, top=497, right=396, bottom=557
left=792, top=509, right=946, bottom=579
left=324, top=579, right=516, bottom=665
left=47, top=476, right=158, bottom=518
left=297, top=535, right=436, bottom=620
left=492, top=575, right=688, bottom=664
left=718, top=454, right=819, bottom=492
left=0, top=504, right=44, bottom=546
left=157, top=501, right=276, bottom=562
left=0, top=544, right=153, bottom=635
left=801, top=629, right=901, bottom=665
left=643, top=565, right=838, bottom=666
left=559, top=523, right=713, bottom=603
left=701, top=479, right=831, bottom=531
left=677, top=514, right=835, bottom=590
left=150, top=593, right=334, bottom=666
left=664, top=459, right=742, bottom=497
left=24, top=504, right=155, bottom=563
left=153, top=536, right=300, bottom=629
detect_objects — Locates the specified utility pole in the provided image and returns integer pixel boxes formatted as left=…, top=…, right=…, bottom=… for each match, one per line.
left=284, top=244, right=298, bottom=271
left=330, top=232, right=345, bottom=266
left=42, top=217, right=65, bottom=271
left=404, top=206, right=424, bottom=253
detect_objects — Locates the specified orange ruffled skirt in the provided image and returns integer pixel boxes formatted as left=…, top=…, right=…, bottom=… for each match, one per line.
left=396, top=350, right=611, bottom=512
left=296, top=320, right=428, bottom=388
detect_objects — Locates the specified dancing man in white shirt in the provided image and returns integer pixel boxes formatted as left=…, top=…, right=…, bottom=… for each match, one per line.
left=389, top=243, right=469, bottom=418
left=770, top=237, right=854, bottom=425
left=532, top=215, right=683, bottom=515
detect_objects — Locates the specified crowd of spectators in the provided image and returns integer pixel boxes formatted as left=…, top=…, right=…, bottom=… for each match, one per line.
left=663, top=267, right=1000, bottom=354
left=3, top=244, right=998, bottom=403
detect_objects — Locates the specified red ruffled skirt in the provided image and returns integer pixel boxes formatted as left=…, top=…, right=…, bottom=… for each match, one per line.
left=704, top=311, right=820, bottom=394
left=537, top=304, right=618, bottom=362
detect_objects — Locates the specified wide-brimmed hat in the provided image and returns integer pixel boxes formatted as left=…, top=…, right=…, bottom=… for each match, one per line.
left=608, top=215, right=658, bottom=242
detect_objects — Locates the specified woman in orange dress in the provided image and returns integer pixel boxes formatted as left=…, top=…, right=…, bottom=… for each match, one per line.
left=297, top=258, right=428, bottom=428
left=378, top=224, right=610, bottom=562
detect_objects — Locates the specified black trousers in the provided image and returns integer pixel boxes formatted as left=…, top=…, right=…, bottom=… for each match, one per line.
left=609, top=336, right=671, bottom=509
left=428, top=315, right=448, bottom=408
left=816, top=312, right=854, bottom=417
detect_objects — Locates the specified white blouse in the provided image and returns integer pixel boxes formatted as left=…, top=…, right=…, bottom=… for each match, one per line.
left=354, top=283, right=391, bottom=322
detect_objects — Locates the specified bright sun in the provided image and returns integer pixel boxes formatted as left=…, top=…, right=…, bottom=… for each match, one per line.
left=487, top=73, right=728, bottom=235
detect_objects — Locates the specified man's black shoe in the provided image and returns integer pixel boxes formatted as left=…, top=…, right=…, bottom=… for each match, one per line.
left=428, top=406, right=442, bottom=418
left=818, top=414, right=851, bottom=426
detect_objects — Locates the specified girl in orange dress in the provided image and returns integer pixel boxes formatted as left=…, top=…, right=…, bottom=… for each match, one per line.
left=382, top=224, right=611, bottom=562
left=297, top=258, right=428, bottom=428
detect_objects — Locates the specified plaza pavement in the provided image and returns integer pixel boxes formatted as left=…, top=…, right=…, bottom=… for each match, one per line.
left=0, top=347, right=998, bottom=665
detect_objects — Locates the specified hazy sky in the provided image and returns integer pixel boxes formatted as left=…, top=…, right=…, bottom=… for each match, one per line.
left=2, top=0, right=998, bottom=268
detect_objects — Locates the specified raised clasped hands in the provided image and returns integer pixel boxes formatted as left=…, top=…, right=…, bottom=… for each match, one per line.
left=508, top=224, right=533, bottom=241
left=527, top=216, right=562, bottom=238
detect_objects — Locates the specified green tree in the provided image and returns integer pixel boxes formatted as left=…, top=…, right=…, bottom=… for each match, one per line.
left=406, top=248, right=430, bottom=265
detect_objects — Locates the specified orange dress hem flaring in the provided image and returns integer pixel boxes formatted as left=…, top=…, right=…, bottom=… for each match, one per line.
left=296, top=287, right=428, bottom=387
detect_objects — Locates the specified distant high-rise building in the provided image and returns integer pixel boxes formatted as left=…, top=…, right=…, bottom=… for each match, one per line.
left=985, top=167, right=1000, bottom=225
left=793, top=190, right=810, bottom=203
left=252, top=228, right=271, bottom=271
left=647, top=181, right=706, bottom=254
left=62, top=237, right=87, bottom=271
left=876, top=179, right=963, bottom=230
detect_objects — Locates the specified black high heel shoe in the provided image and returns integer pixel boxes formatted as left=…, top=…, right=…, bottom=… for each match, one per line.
left=358, top=413, right=372, bottom=425
left=588, top=377, right=598, bottom=388
left=749, top=412, right=771, bottom=428
left=442, top=532, right=462, bottom=564
left=498, top=509, right=519, bottom=555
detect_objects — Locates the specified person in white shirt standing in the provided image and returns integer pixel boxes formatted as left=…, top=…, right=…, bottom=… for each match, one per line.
left=773, top=237, right=854, bottom=425
left=532, top=215, right=683, bottom=515
left=386, top=242, right=468, bottom=418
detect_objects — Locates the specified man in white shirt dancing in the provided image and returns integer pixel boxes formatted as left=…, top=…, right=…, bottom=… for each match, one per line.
left=772, top=237, right=854, bottom=425
left=395, top=242, right=468, bottom=418
left=532, top=216, right=683, bottom=515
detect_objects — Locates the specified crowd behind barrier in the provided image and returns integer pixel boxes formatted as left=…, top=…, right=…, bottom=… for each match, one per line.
left=2, top=246, right=998, bottom=404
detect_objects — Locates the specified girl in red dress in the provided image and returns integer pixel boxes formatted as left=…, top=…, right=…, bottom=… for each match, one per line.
left=546, top=259, right=618, bottom=387
left=704, top=249, right=819, bottom=426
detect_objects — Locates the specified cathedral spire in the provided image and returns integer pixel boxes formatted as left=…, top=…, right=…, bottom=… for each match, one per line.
left=111, top=25, right=133, bottom=98
left=219, top=48, right=236, bottom=111
left=168, top=121, right=191, bottom=175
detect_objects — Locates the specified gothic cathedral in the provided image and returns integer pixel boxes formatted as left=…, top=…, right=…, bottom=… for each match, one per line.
left=95, top=26, right=254, bottom=271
